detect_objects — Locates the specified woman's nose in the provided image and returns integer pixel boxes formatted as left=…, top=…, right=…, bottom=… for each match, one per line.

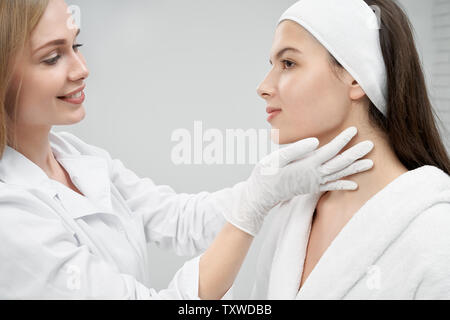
left=257, top=70, right=277, bottom=99
left=257, top=82, right=275, bottom=100
left=69, top=55, right=90, bottom=81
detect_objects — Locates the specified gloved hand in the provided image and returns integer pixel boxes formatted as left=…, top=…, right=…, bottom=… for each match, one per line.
left=221, top=126, right=374, bottom=236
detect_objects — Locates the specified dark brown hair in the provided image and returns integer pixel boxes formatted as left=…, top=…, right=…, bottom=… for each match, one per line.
left=329, top=0, right=450, bottom=175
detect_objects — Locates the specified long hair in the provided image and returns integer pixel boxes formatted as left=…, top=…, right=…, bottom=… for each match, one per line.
left=0, top=0, right=49, bottom=157
left=329, top=0, right=450, bottom=175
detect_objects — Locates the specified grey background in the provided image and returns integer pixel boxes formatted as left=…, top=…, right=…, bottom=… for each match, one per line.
left=56, top=0, right=450, bottom=298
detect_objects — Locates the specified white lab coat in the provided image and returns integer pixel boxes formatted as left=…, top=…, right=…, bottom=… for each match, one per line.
left=250, top=165, right=450, bottom=299
left=0, top=131, right=239, bottom=299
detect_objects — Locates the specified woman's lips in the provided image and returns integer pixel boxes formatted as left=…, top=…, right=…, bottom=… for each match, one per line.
left=57, top=84, right=86, bottom=105
left=57, top=90, right=85, bottom=105
left=266, top=107, right=282, bottom=122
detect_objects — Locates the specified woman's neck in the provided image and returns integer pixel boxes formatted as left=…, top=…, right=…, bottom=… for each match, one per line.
left=8, top=125, right=60, bottom=178
left=316, top=124, right=409, bottom=220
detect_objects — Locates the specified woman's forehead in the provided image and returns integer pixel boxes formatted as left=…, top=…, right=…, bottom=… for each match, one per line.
left=29, top=0, right=73, bottom=48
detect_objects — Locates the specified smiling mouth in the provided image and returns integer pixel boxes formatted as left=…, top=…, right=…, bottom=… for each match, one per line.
left=58, top=91, right=83, bottom=99
left=57, top=90, right=85, bottom=105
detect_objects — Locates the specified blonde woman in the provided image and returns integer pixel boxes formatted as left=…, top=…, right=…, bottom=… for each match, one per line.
left=0, top=0, right=374, bottom=299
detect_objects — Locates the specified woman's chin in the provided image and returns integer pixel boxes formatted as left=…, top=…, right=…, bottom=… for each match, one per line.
left=58, top=107, right=86, bottom=125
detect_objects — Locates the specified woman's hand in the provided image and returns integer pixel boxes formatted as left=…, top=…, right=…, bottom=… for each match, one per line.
left=224, top=126, right=374, bottom=236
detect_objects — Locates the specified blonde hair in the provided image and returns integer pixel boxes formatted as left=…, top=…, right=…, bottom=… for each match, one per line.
left=0, top=0, right=49, bottom=157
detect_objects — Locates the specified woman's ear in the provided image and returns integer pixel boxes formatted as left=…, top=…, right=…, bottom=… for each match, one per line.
left=349, top=79, right=367, bottom=101
left=339, top=69, right=367, bottom=101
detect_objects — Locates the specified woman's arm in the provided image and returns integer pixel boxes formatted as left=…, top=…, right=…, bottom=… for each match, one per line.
left=55, top=128, right=375, bottom=299
left=199, top=223, right=253, bottom=299
left=0, top=194, right=202, bottom=299
left=56, top=127, right=374, bottom=259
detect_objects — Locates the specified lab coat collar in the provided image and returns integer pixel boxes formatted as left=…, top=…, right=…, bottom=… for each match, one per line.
left=0, top=131, right=114, bottom=215
left=0, top=145, right=58, bottom=198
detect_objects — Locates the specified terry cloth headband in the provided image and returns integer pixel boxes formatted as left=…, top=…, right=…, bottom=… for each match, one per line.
left=279, top=0, right=388, bottom=116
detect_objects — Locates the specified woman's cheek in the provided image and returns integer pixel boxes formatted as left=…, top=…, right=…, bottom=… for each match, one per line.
left=37, top=68, right=65, bottom=99
left=279, top=71, right=348, bottom=141
left=281, top=73, right=321, bottom=120
left=15, top=72, right=57, bottom=123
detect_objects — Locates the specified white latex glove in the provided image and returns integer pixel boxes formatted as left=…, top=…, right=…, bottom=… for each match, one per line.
left=223, top=126, right=374, bottom=236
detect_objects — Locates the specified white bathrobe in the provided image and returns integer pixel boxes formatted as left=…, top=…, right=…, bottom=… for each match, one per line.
left=251, top=165, right=450, bottom=299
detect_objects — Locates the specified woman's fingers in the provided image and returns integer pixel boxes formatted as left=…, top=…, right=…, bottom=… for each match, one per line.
left=278, top=138, right=319, bottom=167
left=319, top=180, right=358, bottom=192
left=318, top=140, right=374, bottom=175
left=262, top=137, right=319, bottom=168
left=320, top=159, right=374, bottom=184
left=314, top=126, right=357, bottom=164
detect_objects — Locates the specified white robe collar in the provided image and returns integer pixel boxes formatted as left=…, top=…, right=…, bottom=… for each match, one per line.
left=267, top=165, right=450, bottom=299
left=0, top=131, right=114, bottom=216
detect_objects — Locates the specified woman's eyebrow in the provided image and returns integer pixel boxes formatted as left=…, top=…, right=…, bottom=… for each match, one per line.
left=269, top=47, right=302, bottom=64
left=33, top=28, right=81, bottom=55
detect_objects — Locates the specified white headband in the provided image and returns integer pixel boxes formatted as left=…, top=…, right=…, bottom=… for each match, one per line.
left=279, top=0, right=388, bottom=116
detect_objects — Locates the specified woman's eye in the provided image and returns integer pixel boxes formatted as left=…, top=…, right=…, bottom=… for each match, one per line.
left=73, top=43, right=83, bottom=52
left=42, top=44, right=83, bottom=65
left=44, top=55, right=61, bottom=65
left=282, top=60, right=295, bottom=69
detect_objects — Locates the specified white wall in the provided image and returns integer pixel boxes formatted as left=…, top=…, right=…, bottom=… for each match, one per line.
left=57, top=0, right=449, bottom=299
left=431, top=0, right=450, bottom=148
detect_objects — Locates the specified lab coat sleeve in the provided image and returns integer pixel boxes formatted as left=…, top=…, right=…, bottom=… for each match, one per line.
left=0, top=194, right=204, bottom=299
left=110, top=157, right=246, bottom=257
left=57, top=132, right=238, bottom=257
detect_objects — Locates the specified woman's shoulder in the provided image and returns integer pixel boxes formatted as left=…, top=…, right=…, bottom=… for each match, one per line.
left=409, top=166, right=450, bottom=235
left=396, top=166, right=450, bottom=240
left=413, top=203, right=450, bottom=233
left=406, top=202, right=450, bottom=257
left=397, top=165, right=450, bottom=195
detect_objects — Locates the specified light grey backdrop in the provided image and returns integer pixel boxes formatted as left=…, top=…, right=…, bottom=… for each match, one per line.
left=56, top=0, right=450, bottom=298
